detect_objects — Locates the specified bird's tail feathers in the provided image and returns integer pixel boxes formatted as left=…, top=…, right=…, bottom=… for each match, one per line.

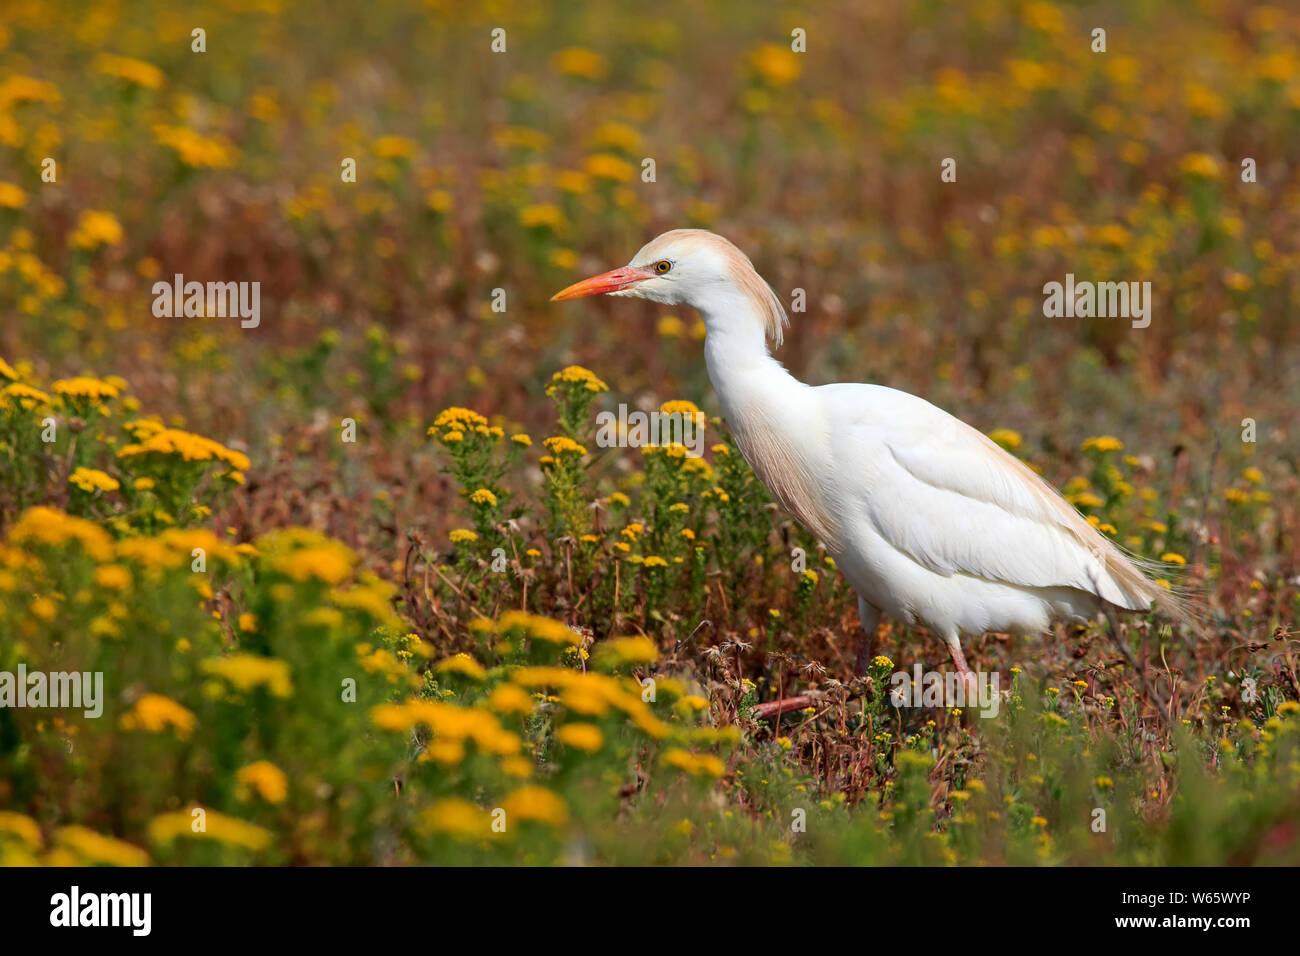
left=1107, top=544, right=1210, bottom=639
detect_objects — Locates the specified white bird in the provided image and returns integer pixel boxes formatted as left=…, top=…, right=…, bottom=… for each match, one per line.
left=552, top=229, right=1192, bottom=684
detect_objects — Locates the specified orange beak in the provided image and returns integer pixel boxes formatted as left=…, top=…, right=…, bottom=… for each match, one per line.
left=550, top=265, right=656, bottom=301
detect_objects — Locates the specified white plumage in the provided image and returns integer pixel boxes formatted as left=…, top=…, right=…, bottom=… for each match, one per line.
left=553, top=229, right=1187, bottom=677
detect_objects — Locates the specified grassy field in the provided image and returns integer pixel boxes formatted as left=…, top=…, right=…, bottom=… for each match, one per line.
left=0, top=0, right=1298, bottom=865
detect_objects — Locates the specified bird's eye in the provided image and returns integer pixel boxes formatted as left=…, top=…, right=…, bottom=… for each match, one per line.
left=653, top=259, right=672, bottom=274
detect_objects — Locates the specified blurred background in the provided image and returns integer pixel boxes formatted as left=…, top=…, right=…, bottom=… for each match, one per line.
left=1, top=0, right=1297, bottom=578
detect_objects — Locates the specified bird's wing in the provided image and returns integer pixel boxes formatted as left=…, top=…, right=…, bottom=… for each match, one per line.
left=821, top=384, right=1159, bottom=610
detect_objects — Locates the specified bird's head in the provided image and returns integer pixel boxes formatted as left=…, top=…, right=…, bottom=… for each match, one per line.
left=551, top=228, right=788, bottom=348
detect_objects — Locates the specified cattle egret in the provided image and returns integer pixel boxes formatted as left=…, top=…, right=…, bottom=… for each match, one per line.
left=552, top=229, right=1193, bottom=691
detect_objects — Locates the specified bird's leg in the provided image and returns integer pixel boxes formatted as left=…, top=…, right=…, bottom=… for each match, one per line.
left=946, top=639, right=971, bottom=675
left=753, top=694, right=816, bottom=721
left=853, top=635, right=874, bottom=678
left=759, top=597, right=881, bottom=720
left=853, top=596, right=881, bottom=678
left=944, top=633, right=979, bottom=700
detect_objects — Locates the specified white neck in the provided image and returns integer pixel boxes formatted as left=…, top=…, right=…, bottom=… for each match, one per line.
left=693, top=279, right=840, bottom=546
left=696, top=281, right=801, bottom=409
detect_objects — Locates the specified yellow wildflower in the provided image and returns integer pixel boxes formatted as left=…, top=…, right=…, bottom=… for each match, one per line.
left=751, top=43, right=802, bottom=85
left=53, top=376, right=120, bottom=400
left=68, top=467, right=120, bottom=493
left=0, top=183, right=26, bottom=209
left=543, top=435, right=587, bottom=456
left=556, top=722, right=604, bottom=752
left=583, top=153, right=635, bottom=182
left=500, top=785, right=570, bottom=826
left=148, top=808, right=271, bottom=851
left=1179, top=152, right=1221, bottom=178
left=421, top=798, right=489, bottom=840
left=55, top=826, right=149, bottom=866
left=1080, top=435, right=1124, bottom=453
left=119, top=693, right=196, bottom=739
left=200, top=655, right=293, bottom=697
left=2, top=383, right=53, bottom=409
left=68, top=210, right=124, bottom=250
left=548, top=365, right=608, bottom=394
left=235, top=761, right=288, bottom=804
left=436, top=653, right=488, bottom=680
left=661, top=748, right=726, bottom=777
left=487, top=683, right=536, bottom=716
left=153, top=124, right=236, bottom=168
left=93, top=53, right=164, bottom=89
left=7, top=507, right=113, bottom=561
left=117, top=427, right=250, bottom=470
left=372, top=135, right=416, bottom=158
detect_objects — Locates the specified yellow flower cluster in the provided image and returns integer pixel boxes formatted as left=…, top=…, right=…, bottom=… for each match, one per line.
left=430, top=406, right=504, bottom=443
left=556, top=722, right=604, bottom=752
left=118, top=427, right=251, bottom=470
left=2, top=382, right=53, bottom=409
left=542, top=435, right=587, bottom=456
left=116, top=528, right=241, bottom=569
left=481, top=611, right=583, bottom=646
left=583, top=153, right=635, bottom=182
left=551, top=46, right=609, bottom=80
left=200, top=654, right=294, bottom=698
left=153, top=124, right=237, bottom=168
left=148, top=808, right=271, bottom=851
left=594, top=635, right=659, bottom=666
left=119, top=693, right=196, bottom=739
left=7, top=507, right=113, bottom=561
left=372, top=135, right=416, bottom=159
left=92, top=53, right=164, bottom=89
left=68, top=467, right=120, bottom=493
left=421, top=797, right=490, bottom=840
left=660, top=748, right=726, bottom=777
left=53, top=376, right=121, bottom=400
left=235, top=761, right=288, bottom=804
left=546, top=365, right=608, bottom=395
left=370, top=699, right=522, bottom=755
left=330, top=574, right=401, bottom=630
left=510, top=665, right=668, bottom=737
left=68, top=211, right=124, bottom=250
left=432, top=406, right=488, bottom=430
left=660, top=399, right=703, bottom=418
left=53, top=826, right=149, bottom=867
left=469, top=488, right=498, bottom=507
left=0, top=183, right=26, bottom=209
left=1080, top=435, right=1124, bottom=452
left=436, top=652, right=489, bottom=680
left=750, top=44, right=802, bottom=86
left=500, top=785, right=570, bottom=825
